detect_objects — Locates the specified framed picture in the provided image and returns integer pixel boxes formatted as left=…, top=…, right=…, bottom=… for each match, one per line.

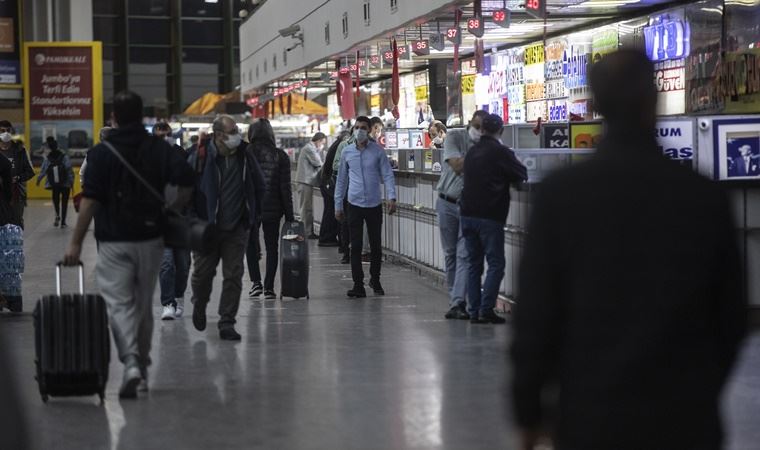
left=713, top=118, right=760, bottom=180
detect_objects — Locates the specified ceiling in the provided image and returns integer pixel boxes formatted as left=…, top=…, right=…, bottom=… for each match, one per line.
left=250, top=0, right=683, bottom=95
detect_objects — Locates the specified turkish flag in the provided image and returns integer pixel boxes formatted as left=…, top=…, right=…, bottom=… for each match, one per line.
left=339, top=71, right=355, bottom=119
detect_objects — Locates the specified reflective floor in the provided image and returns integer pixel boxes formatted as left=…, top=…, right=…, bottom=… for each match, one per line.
left=3, top=201, right=760, bottom=450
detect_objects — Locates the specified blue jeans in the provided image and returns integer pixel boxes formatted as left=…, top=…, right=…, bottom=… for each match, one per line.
left=461, top=216, right=505, bottom=318
left=159, top=247, right=191, bottom=307
left=436, top=198, right=468, bottom=308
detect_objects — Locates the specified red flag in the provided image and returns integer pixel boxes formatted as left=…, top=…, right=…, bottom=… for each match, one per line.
left=391, top=38, right=400, bottom=119
left=355, top=51, right=361, bottom=98
left=339, top=71, right=356, bottom=119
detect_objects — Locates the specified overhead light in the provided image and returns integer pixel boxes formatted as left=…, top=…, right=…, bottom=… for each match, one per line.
left=568, top=0, right=640, bottom=8
left=204, top=0, right=219, bottom=3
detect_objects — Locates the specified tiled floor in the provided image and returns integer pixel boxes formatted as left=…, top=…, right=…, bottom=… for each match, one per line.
left=1, top=201, right=759, bottom=450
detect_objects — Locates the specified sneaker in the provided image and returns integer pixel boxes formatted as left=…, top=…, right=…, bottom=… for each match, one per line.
left=192, top=302, right=207, bottom=331
left=174, top=298, right=184, bottom=318
left=445, top=305, right=470, bottom=320
left=138, top=367, right=149, bottom=392
left=472, top=309, right=506, bottom=325
left=219, top=327, right=242, bottom=341
left=161, top=305, right=176, bottom=320
left=368, top=279, right=385, bottom=296
left=119, top=360, right=141, bottom=399
left=264, top=290, right=277, bottom=300
left=307, top=234, right=319, bottom=240
left=53, top=216, right=60, bottom=227
left=347, top=285, right=367, bottom=298
left=60, top=222, right=68, bottom=229
left=249, top=282, right=263, bottom=298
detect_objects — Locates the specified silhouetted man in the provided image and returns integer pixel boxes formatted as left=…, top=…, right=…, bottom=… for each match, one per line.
left=511, top=50, right=747, bottom=450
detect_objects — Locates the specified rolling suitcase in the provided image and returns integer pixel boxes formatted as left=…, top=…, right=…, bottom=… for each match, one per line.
left=280, top=221, right=309, bottom=300
left=34, top=263, right=110, bottom=403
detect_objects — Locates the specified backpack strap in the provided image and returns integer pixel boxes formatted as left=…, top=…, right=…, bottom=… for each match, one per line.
left=101, top=138, right=166, bottom=207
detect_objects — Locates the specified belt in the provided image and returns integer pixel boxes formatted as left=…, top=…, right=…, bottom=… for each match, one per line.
left=438, top=193, right=458, bottom=204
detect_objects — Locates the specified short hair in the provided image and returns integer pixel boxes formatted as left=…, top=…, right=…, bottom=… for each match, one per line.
left=212, top=115, right=236, bottom=133
left=482, top=114, right=504, bottom=134
left=312, top=132, right=326, bottom=142
left=190, top=135, right=199, bottom=143
left=153, top=122, right=171, bottom=134
left=99, top=126, right=112, bottom=141
left=0, top=120, right=12, bottom=131
left=354, top=116, right=371, bottom=128
left=370, top=117, right=383, bottom=128
left=591, top=50, right=656, bottom=123
left=472, top=110, right=489, bottom=122
left=112, top=91, right=143, bottom=126
left=429, top=120, right=447, bottom=134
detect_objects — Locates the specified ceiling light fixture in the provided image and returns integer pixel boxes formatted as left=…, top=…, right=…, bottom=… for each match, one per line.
left=568, top=0, right=640, bottom=8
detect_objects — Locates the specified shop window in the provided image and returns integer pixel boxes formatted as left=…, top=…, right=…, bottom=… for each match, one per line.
left=391, top=0, right=398, bottom=14
left=342, top=12, right=348, bottom=38
left=128, top=0, right=169, bottom=16
left=325, top=22, right=330, bottom=45
left=182, top=19, right=223, bottom=46
left=128, top=19, right=170, bottom=45
left=364, top=1, right=371, bottom=26
left=283, top=49, right=288, bottom=67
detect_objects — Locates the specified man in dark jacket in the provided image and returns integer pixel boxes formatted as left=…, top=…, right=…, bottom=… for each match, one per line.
left=459, top=113, right=527, bottom=324
left=511, top=50, right=748, bottom=450
left=245, top=118, right=295, bottom=299
left=188, top=115, right=265, bottom=340
left=318, top=131, right=349, bottom=247
left=0, top=120, right=34, bottom=229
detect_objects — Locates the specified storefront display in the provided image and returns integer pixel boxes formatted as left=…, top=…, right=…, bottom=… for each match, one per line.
left=545, top=39, right=568, bottom=123
left=685, top=0, right=723, bottom=114
left=507, top=49, right=526, bottom=124
left=712, top=117, right=760, bottom=180
left=524, top=42, right=546, bottom=123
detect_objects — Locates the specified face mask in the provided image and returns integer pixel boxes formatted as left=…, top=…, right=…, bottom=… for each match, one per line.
left=224, top=133, right=242, bottom=149
left=354, top=129, right=369, bottom=143
left=468, top=127, right=481, bottom=143
left=0, top=132, right=11, bottom=143
left=432, top=136, right=443, bottom=145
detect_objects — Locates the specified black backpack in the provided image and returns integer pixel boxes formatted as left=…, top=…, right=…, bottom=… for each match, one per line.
left=108, top=137, right=166, bottom=238
left=46, top=153, right=66, bottom=188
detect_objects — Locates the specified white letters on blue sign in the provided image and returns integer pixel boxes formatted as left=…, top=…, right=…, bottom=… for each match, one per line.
left=644, top=15, right=690, bottom=62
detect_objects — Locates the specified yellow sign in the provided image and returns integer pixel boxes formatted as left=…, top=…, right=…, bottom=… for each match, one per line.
left=525, top=43, right=545, bottom=65
left=462, top=74, right=475, bottom=95
left=415, top=85, right=428, bottom=102
left=370, top=94, right=380, bottom=108
left=570, top=122, right=603, bottom=149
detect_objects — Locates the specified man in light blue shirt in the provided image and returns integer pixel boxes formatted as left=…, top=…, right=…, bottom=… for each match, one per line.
left=335, top=116, right=397, bottom=298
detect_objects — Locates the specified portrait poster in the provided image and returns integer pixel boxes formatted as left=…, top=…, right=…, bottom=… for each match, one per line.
left=712, top=118, right=760, bottom=180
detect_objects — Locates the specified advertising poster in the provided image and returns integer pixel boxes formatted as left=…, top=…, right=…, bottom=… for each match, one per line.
left=722, top=50, right=760, bottom=114
left=0, top=0, right=20, bottom=85
left=506, top=48, right=525, bottom=124
left=685, top=0, right=723, bottom=114
left=544, top=39, right=568, bottom=123
left=524, top=43, right=546, bottom=123
left=563, top=37, right=592, bottom=120
left=570, top=122, right=602, bottom=148
left=24, top=42, right=103, bottom=167
left=644, top=12, right=689, bottom=115
left=655, top=119, right=694, bottom=168
left=591, top=29, right=619, bottom=65
left=712, top=118, right=760, bottom=181
left=543, top=124, right=569, bottom=148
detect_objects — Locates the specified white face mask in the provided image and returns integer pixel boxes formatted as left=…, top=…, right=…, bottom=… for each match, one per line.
left=224, top=133, right=242, bottom=149
left=354, top=129, right=369, bottom=144
left=468, top=127, right=481, bottom=143
left=0, top=132, right=12, bottom=143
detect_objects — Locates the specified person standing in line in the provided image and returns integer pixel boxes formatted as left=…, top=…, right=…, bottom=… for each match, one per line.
left=246, top=118, right=295, bottom=299
left=460, top=114, right=526, bottom=324
left=317, top=131, right=349, bottom=247
left=0, top=120, right=34, bottom=229
left=295, top=132, right=326, bottom=239
left=437, top=110, right=489, bottom=320
left=36, top=137, right=75, bottom=228
left=189, top=115, right=265, bottom=340
left=151, top=122, right=192, bottom=320
left=334, top=116, right=397, bottom=298
left=62, top=91, right=195, bottom=398
left=511, top=50, right=747, bottom=450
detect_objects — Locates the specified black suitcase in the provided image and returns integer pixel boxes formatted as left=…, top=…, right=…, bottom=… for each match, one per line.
left=280, top=221, right=309, bottom=300
left=34, top=263, right=110, bottom=403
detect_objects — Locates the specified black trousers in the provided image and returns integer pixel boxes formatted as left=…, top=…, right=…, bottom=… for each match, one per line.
left=318, top=183, right=339, bottom=243
left=347, top=203, right=383, bottom=286
left=340, top=198, right=350, bottom=253
left=51, top=187, right=70, bottom=223
left=246, top=219, right=280, bottom=291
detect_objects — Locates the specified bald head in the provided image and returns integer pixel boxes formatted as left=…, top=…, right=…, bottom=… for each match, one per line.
left=591, top=50, right=656, bottom=129
left=213, top=115, right=237, bottom=134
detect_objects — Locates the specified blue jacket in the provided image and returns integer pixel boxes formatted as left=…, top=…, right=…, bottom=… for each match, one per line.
left=37, top=151, right=75, bottom=189
left=187, top=137, right=265, bottom=228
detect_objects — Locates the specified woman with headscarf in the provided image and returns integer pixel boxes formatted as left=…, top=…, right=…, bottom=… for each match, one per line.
left=36, top=136, right=75, bottom=228
left=245, top=119, right=295, bottom=299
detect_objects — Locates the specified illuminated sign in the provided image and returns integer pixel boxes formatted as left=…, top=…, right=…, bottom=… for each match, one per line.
left=492, top=9, right=510, bottom=28
left=429, top=33, right=446, bottom=51
left=525, top=0, right=546, bottom=19
left=446, top=27, right=462, bottom=45
left=644, top=15, right=690, bottom=62
left=412, top=40, right=430, bottom=56
left=525, top=44, right=545, bottom=65
left=547, top=99, right=568, bottom=122
left=563, top=46, right=589, bottom=89
left=467, top=17, right=484, bottom=38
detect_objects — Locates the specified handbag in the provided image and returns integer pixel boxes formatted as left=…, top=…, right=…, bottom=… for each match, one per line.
left=101, top=139, right=215, bottom=252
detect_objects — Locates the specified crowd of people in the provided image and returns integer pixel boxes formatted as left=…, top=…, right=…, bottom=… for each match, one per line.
left=0, top=49, right=750, bottom=450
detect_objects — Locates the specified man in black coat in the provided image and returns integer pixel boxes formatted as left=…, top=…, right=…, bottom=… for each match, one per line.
left=511, top=50, right=747, bottom=450
left=0, top=120, right=34, bottom=229
left=318, top=131, right=349, bottom=247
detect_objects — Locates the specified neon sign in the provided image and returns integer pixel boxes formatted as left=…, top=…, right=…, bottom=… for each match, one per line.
left=643, top=15, right=690, bottom=62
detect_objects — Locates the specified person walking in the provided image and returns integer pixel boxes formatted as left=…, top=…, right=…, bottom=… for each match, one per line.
left=437, top=110, right=488, bottom=320
left=295, top=132, right=326, bottom=239
left=317, top=131, right=349, bottom=247
left=151, top=122, right=192, bottom=320
left=246, top=118, right=295, bottom=299
left=0, top=120, right=34, bottom=229
left=36, top=137, right=75, bottom=228
left=334, top=116, right=397, bottom=298
left=511, top=50, right=747, bottom=450
left=188, top=115, right=265, bottom=340
left=63, top=91, right=195, bottom=398
left=459, top=114, right=527, bottom=324
left=333, top=124, right=355, bottom=264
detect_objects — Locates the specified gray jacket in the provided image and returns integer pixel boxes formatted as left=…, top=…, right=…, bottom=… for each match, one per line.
left=295, top=141, right=323, bottom=186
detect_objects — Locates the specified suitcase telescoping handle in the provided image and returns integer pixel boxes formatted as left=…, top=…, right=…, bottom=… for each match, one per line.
left=55, top=262, right=85, bottom=296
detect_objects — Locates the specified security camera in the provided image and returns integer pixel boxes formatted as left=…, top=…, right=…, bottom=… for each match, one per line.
left=279, top=24, right=301, bottom=38
left=699, top=119, right=710, bottom=131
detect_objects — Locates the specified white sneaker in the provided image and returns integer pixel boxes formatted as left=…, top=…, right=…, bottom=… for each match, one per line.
left=174, top=298, right=184, bottom=318
left=161, top=305, right=176, bottom=320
